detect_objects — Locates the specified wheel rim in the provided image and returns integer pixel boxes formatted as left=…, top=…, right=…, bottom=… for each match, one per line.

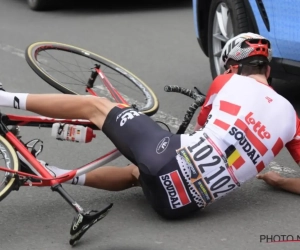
left=212, top=2, right=234, bottom=75
left=0, top=137, right=19, bottom=199
left=27, top=43, right=158, bottom=114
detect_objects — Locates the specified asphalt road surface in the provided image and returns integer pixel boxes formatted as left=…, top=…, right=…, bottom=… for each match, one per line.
left=0, top=1, right=300, bottom=250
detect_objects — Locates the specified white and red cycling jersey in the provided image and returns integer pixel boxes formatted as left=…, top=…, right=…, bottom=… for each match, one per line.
left=176, top=73, right=300, bottom=208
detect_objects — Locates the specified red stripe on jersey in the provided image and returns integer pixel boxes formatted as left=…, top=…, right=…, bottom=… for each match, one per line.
left=286, top=139, right=300, bottom=163
left=256, top=161, right=265, bottom=173
left=170, top=171, right=190, bottom=205
left=272, top=138, right=284, bottom=156
left=235, top=119, right=268, bottom=156
left=219, top=100, right=241, bottom=116
left=214, top=119, right=230, bottom=130
left=233, top=156, right=245, bottom=170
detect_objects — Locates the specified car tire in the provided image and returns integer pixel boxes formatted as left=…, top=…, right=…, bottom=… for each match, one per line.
left=27, top=0, right=59, bottom=11
left=207, top=0, right=253, bottom=79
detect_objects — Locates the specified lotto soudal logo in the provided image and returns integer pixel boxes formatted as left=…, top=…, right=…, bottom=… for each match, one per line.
left=159, top=171, right=191, bottom=209
left=245, top=112, right=271, bottom=139
left=156, top=137, right=170, bottom=154
left=228, top=127, right=260, bottom=164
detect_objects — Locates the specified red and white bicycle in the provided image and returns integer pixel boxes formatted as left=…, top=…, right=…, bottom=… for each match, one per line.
left=0, top=42, right=205, bottom=246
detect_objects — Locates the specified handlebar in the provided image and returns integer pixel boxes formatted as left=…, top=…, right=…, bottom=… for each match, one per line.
left=164, top=85, right=206, bottom=134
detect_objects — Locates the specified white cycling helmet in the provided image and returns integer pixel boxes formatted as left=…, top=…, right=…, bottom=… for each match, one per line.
left=220, top=32, right=272, bottom=71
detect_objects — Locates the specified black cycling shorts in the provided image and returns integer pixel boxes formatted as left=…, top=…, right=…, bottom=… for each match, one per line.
left=102, top=106, right=199, bottom=219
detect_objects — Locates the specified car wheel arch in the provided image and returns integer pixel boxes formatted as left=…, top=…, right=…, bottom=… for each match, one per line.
left=195, top=0, right=258, bottom=58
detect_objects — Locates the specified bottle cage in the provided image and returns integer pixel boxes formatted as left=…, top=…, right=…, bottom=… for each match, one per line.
left=25, top=139, right=44, bottom=158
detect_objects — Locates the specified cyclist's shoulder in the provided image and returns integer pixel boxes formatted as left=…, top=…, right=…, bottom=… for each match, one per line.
left=207, top=73, right=235, bottom=95
left=211, top=73, right=239, bottom=87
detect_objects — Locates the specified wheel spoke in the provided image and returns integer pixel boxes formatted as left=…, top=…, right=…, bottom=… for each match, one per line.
left=214, top=50, right=222, bottom=57
left=213, top=33, right=228, bottom=43
left=226, top=15, right=234, bottom=39
left=216, top=3, right=230, bottom=39
left=221, top=4, right=229, bottom=35
left=26, top=42, right=159, bottom=116
left=212, top=2, right=234, bottom=76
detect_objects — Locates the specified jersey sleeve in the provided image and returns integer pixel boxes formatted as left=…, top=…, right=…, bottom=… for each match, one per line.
left=196, top=73, right=234, bottom=130
left=286, top=114, right=300, bottom=164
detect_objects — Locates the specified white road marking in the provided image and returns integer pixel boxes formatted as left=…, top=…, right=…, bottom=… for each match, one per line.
left=0, top=43, right=25, bottom=58
left=268, top=161, right=297, bottom=174
left=1, top=43, right=298, bottom=176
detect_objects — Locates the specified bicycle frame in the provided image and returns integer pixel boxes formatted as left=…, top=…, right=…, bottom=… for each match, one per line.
left=0, top=57, right=205, bottom=244
left=0, top=65, right=128, bottom=188
left=3, top=126, right=121, bottom=187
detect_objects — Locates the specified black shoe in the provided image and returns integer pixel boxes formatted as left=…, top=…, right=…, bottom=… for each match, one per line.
left=69, top=203, right=113, bottom=246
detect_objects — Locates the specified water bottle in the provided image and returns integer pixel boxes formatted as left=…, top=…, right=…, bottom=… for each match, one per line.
left=51, top=123, right=96, bottom=143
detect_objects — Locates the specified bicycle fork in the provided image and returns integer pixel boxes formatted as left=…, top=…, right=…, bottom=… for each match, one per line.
left=51, top=184, right=113, bottom=246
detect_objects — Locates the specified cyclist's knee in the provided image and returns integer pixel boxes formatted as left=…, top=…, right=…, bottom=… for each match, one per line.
left=128, top=164, right=140, bottom=187
left=85, top=96, right=117, bottom=128
left=92, top=96, right=117, bottom=113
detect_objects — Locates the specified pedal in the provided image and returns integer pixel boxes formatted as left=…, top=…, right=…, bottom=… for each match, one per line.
left=69, top=203, right=113, bottom=246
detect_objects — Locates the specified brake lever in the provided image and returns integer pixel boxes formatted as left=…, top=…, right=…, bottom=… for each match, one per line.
left=193, top=86, right=206, bottom=97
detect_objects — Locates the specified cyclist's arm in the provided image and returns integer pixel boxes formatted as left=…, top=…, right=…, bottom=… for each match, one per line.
left=257, top=171, right=300, bottom=194
left=276, top=177, right=300, bottom=194
left=194, top=73, right=234, bottom=131
left=257, top=116, right=300, bottom=194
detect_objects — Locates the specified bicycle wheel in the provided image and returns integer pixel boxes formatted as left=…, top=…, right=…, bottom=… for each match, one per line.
left=25, top=42, right=159, bottom=116
left=0, top=135, right=20, bottom=202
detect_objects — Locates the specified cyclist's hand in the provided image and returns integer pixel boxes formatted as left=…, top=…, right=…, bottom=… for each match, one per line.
left=256, top=171, right=283, bottom=187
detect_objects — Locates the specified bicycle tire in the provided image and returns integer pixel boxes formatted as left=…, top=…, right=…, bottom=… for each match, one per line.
left=0, top=135, right=20, bottom=202
left=25, top=42, right=159, bottom=116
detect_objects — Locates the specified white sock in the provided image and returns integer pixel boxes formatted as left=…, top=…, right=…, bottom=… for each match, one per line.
left=0, top=91, right=28, bottom=110
left=43, top=162, right=86, bottom=185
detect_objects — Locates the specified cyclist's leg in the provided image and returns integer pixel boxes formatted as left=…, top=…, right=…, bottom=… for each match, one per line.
left=27, top=94, right=145, bottom=160
left=2, top=91, right=141, bottom=189
left=84, top=164, right=140, bottom=191
left=0, top=91, right=117, bottom=128
left=42, top=160, right=140, bottom=190
left=2, top=91, right=153, bottom=161
left=25, top=94, right=117, bottom=130
left=99, top=105, right=200, bottom=218
left=101, top=104, right=178, bottom=169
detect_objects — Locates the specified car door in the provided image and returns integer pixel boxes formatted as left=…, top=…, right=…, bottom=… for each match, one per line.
left=248, top=0, right=280, bottom=58
left=272, top=0, right=300, bottom=62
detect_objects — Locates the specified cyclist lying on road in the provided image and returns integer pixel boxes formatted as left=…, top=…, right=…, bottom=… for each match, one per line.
left=1, top=32, right=299, bottom=219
